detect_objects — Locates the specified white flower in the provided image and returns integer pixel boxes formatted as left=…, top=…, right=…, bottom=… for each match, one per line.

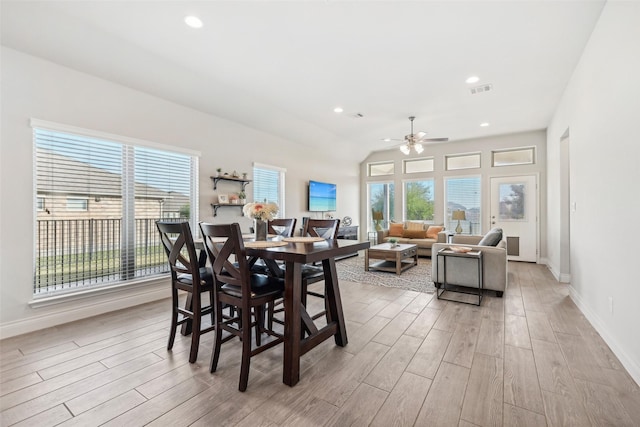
left=242, top=202, right=279, bottom=221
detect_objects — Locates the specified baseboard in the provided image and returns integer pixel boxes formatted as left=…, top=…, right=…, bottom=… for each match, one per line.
left=0, top=285, right=170, bottom=339
left=569, top=286, right=640, bottom=386
left=542, top=258, right=561, bottom=281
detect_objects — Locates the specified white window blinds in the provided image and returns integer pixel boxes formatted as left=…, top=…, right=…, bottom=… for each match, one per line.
left=34, top=126, right=198, bottom=295
left=252, top=163, right=285, bottom=215
left=445, top=176, right=481, bottom=235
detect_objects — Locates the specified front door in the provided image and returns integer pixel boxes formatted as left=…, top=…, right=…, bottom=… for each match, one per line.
left=490, top=175, right=537, bottom=262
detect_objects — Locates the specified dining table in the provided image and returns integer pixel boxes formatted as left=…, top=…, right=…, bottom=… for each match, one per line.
left=245, top=237, right=370, bottom=386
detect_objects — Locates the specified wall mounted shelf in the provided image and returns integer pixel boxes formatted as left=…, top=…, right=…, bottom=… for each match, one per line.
left=210, top=203, right=246, bottom=217
left=210, top=176, right=251, bottom=191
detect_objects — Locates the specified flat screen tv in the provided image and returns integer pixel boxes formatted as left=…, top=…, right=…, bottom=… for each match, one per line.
left=308, top=180, right=337, bottom=212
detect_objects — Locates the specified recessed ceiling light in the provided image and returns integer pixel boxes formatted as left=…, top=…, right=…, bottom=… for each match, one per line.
left=466, top=76, right=480, bottom=84
left=184, top=16, right=203, bottom=29
left=333, top=107, right=344, bottom=113
left=480, top=122, right=490, bottom=127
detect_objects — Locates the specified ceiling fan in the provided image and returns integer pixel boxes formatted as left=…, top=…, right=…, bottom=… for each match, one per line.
left=386, top=116, right=449, bottom=155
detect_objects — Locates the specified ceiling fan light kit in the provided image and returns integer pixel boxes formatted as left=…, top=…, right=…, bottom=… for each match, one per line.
left=396, top=116, right=448, bottom=155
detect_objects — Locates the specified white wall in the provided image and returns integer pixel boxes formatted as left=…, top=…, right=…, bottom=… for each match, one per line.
left=547, top=1, right=640, bottom=383
left=0, top=47, right=360, bottom=337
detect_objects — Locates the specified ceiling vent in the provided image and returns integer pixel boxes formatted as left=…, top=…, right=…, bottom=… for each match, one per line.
left=352, top=113, right=364, bottom=118
left=470, top=84, right=493, bottom=95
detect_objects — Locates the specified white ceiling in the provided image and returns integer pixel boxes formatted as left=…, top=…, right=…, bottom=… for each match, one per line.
left=1, top=1, right=605, bottom=161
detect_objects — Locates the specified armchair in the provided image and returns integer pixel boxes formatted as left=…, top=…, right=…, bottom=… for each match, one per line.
left=432, top=234, right=507, bottom=297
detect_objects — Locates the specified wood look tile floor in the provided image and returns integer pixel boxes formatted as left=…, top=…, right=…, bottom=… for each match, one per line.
left=2, top=261, right=640, bottom=426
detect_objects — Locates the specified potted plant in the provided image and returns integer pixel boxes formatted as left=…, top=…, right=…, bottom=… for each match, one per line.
left=388, top=237, right=399, bottom=247
left=238, top=190, right=247, bottom=204
left=242, top=172, right=248, bottom=180
left=216, top=167, right=222, bottom=177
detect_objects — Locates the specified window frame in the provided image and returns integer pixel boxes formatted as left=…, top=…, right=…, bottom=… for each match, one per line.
left=65, top=197, right=89, bottom=211
left=404, top=157, right=435, bottom=174
left=32, top=119, right=200, bottom=296
left=444, top=175, right=482, bottom=235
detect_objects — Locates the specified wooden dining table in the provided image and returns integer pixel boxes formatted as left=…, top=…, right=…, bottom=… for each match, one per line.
left=245, top=238, right=370, bottom=386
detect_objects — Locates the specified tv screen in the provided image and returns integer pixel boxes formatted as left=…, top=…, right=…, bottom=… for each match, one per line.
left=308, top=180, right=337, bottom=211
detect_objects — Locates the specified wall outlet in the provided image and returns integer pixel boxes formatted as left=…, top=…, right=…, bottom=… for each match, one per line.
left=608, top=296, right=614, bottom=314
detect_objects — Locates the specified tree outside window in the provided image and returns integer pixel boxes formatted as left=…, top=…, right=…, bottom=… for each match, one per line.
left=404, top=180, right=434, bottom=221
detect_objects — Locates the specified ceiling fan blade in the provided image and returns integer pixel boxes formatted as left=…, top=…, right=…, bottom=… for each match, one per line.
left=419, top=137, right=449, bottom=142
left=380, top=138, right=404, bottom=142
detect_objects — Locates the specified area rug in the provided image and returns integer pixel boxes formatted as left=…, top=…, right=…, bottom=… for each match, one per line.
left=336, top=255, right=436, bottom=293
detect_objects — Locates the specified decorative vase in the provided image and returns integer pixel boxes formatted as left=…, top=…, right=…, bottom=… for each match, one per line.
left=254, top=219, right=267, bottom=241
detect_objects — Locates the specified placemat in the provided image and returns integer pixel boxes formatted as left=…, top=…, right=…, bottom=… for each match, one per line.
left=244, top=240, right=289, bottom=248
left=283, top=236, right=325, bottom=243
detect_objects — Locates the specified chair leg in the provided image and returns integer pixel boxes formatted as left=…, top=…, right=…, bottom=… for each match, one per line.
left=255, top=305, right=263, bottom=346
left=168, top=288, right=179, bottom=350
left=189, top=292, right=201, bottom=363
left=239, top=305, right=252, bottom=392
left=210, top=298, right=224, bottom=373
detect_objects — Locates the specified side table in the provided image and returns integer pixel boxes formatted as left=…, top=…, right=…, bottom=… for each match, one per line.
left=436, top=248, right=483, bottom=306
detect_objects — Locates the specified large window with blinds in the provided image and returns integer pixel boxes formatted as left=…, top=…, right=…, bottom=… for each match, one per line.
left=33, top=122, right=199, bottom=295
left=404, top=179, right=435, bottom=222
left=445, top=176, right=481, bottom=235
left=252, top=163, right=285, bottom=215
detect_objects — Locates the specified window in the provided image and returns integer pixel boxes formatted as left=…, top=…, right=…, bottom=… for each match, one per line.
left=368, top=182, right=394, bottom=231
left=33, top=121, right=198, bottom=295
left=492, top=147, right=535, bottom=167
left=66, top=197, right=88, bottom=211
left=37, top=196, right=45, bottom=211
left=404, top=157, right=434, bottom=174
left=368, top=162, right=394, bottom=177
left=404, top=179, right=434, bottom=222
left=446, top=153, right=481, bottom=171
left=445, top=177, right=481, bottom=234
left=252, top=163, right=285, bottom=216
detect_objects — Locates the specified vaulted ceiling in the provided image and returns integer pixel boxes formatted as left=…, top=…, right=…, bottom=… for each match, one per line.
left=1, top=1, right=605, bottom=160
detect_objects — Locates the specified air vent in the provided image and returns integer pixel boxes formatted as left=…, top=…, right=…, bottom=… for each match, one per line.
left=352, top=113, right=364, bottom=118
left=470, top=84, right=493, bottom=95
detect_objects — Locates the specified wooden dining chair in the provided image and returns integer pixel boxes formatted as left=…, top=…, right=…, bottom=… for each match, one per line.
left=199, top=222, right=285, bottom=392
left=156, top=221, right=215, bottom=363
left=302, top=219, right=340, bottom=319
left=268, top=218, right=297, bottom=238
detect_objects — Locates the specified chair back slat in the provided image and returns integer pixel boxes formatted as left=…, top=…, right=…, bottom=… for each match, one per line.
left=156, top=221, right=201, bottom=283
left=268, top=218, right=297, bottom=238
left=200, top=222, right=250, bottom=292
left=303, top=219, right=341, bottom=239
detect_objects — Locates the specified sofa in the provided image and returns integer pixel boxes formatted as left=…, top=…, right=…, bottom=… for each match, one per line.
left=431, top=231, right=507, bottom=297
left=376, top=221, right=447, bottom=257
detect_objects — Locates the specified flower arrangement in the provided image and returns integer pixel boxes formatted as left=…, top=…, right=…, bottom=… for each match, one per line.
left=242, top=202, right=279, bottom=221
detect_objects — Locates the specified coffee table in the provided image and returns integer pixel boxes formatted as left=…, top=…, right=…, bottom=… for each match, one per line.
left=365, top=243, right=418, bottom=275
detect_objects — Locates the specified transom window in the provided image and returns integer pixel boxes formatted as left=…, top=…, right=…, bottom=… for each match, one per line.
left=492, top=147, right=535, bottom=167
left=404, top=157, right=434, bottom=174
left=368, top=162, right=395, bottom=177
left=446, top=153, right=481, bottom=171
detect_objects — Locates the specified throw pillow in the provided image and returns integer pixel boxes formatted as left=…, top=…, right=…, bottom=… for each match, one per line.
left=402, top=229, right=426, bottom=239
left=478, top=227, right=503, bottom=246
left=426, top=226, right=444, bottom=239
left=405, top=221, right=424, bottom=231
left=389, top=222, right=404, bottom=237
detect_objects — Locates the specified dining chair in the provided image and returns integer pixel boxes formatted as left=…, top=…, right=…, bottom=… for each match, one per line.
left=268, top=218, right=297, bottom=237
left=301, top=218, right=340, bottom=319
left=156, top=221, right=215, bottom=363
left=199, top=222, right=285, bottom=392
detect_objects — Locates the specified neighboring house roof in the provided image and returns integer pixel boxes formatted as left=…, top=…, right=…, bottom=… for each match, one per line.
left=36, top=147, right=189, bottom=206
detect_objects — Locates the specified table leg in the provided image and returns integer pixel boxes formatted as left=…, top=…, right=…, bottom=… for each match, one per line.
left=323, top=258, right=348, bottom=346
left=283, top=261, right=302, bottom=386
left=396, top=252, right=401, bottom=275
left=364, top=249, right=369, bottom=271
